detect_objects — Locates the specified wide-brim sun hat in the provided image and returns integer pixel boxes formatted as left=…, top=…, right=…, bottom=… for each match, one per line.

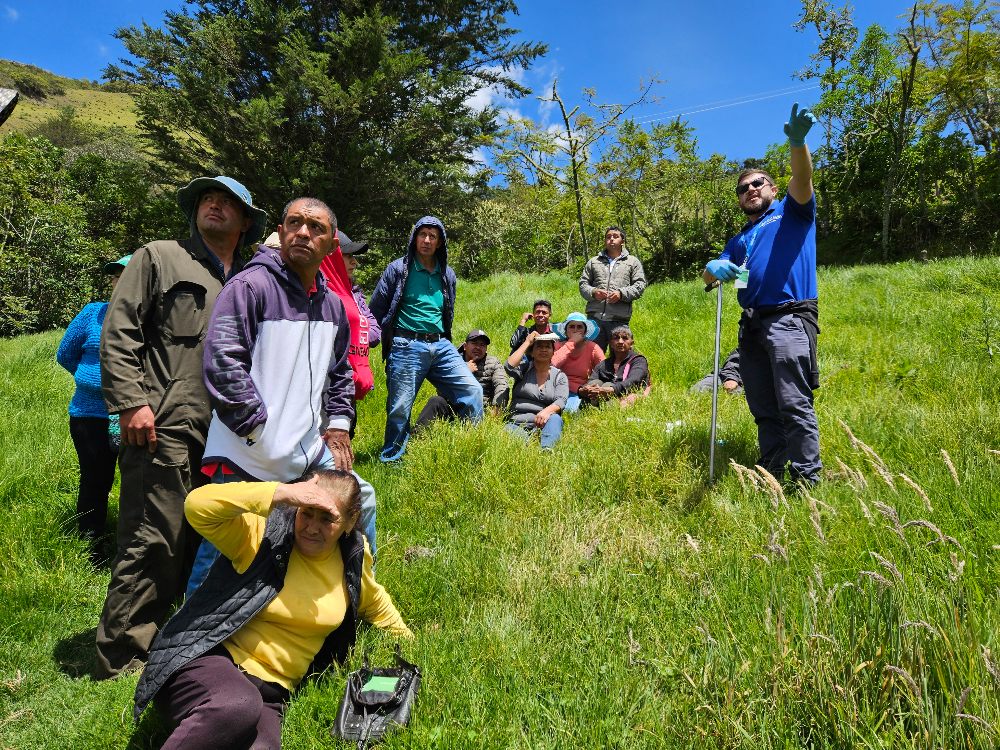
left=176, top=175, right=269, bottom=245
left=102, top=254, right=133, bottom=274
left=555, top=312, right=599, bottom=341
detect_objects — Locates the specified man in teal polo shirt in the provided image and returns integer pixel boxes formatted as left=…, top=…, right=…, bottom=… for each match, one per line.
left=369, top=216, right=483, bottom=461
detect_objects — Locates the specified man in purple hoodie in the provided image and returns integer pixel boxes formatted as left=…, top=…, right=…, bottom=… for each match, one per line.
left=186, top=197, right=380, bottom=594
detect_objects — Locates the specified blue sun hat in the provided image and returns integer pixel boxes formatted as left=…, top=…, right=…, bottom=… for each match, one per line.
left=176, top=175, right=269, bottom=245
left=554, top=312, right=599, bottom=341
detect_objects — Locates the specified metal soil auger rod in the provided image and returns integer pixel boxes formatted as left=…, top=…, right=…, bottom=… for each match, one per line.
left=706, top=279, right=723, bottom=483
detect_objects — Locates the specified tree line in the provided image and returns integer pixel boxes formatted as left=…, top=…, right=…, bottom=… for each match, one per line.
left=1, top=0, right=996, bottom=337
left=479, top=0, right=999, bottom=279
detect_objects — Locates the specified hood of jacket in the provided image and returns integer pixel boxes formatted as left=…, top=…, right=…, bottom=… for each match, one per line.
left=406, top=215, right=448, bottom=270
left=243, top=245, right=329, bottom=298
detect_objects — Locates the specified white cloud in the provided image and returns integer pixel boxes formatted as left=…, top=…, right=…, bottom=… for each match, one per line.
left=466, top=65, right=526, bottom=114
left=547, top=122, right=574, bottom=151
left=470, top=146, right=489, bottom=165
left=530, top=59, right=563, bottom=127
left=97, top=43, right=109, bottom=56
left=3, top=6, right=19, bottom=21
left=465, top=85, right=496, bottom=113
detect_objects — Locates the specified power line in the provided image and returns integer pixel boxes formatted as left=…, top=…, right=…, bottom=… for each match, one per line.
left=631, top=84, right=820, bottom=126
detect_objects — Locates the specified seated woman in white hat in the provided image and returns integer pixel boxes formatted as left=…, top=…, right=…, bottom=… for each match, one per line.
left=504, top=330, right=568, bottom=449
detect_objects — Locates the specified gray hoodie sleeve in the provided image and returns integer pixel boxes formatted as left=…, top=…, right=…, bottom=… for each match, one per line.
left=486, top=356, right=510, bottom=408
left=552, top=369, right=569, bottom=410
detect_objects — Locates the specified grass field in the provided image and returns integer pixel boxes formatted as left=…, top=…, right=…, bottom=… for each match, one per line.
left=4, top=88, right=138, bottom=132
left=2, top=258, right=999, bottom=748
left=0, top=59, right=138, bottom=134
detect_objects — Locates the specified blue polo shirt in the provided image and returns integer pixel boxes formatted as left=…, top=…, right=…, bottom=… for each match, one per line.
left=720, top=195, right=817, bottom=309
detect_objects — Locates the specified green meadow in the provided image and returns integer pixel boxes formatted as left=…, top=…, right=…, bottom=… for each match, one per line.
left=2, top=258, right=999, bottom=748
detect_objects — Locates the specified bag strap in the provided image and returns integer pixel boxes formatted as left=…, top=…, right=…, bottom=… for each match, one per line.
left=394, top=642, right=420, bottom=674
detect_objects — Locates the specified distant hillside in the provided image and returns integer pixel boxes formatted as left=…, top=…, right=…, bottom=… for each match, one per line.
left=0, top=59, right=137, bottom=133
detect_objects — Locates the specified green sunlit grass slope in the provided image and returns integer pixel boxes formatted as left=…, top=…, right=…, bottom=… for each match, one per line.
left=2, top=258, right=1000, bottom=748
left=0, top=60, right=138, bottom=133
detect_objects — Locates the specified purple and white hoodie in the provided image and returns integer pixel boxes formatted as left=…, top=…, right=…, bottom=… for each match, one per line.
left=202, top=247, right=354, bottom=481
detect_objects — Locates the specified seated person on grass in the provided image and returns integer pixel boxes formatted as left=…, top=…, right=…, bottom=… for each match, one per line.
left=690, top=348, right=742, bottom=394
left=578, top=325, right=650, bottom=408
left=504, top=331, right=568, bottom=450
left=415, top=328, right=509, bottom=430
left=509, top=299, right=558, bottom=355
left=552, top=312, right=605, bottom=412
left=133, top=471, right=412, bottom=750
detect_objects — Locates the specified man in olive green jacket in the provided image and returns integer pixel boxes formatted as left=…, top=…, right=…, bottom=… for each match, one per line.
left=94, top=176, right=267, bottom=679
left=578, top=226, right=647, bottom=351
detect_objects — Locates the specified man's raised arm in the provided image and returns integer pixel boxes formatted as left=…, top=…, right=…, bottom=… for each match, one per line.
left=785, top=102, right=817, bottom=205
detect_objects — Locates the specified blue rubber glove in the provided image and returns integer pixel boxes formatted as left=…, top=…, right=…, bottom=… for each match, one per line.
left=784, top=102, right=817, bottom=147
left=706, top=259, right=741, bottom=282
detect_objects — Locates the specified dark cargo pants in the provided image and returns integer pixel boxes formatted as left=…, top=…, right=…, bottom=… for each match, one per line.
left=739, top=312, right=821, bottom=484
left=94, top=434, right=206, bottom=678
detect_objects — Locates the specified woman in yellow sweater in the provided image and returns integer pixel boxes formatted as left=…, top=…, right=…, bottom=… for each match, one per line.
left=133, top=470, right=411, bottom=749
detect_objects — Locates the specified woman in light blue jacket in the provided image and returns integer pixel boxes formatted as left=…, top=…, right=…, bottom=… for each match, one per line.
left=56, top=255, right=130, bottom=548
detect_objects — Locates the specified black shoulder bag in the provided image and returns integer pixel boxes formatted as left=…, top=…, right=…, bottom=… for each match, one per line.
left=332, top=646, right=421, bottom=748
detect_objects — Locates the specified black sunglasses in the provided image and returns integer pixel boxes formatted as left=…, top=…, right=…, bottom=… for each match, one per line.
left=736, top=177, right=771, bottom=196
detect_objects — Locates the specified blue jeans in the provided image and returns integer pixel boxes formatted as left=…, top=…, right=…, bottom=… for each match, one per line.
left=739, top=312, right=821, bottom=484
left=564, top=394, right=581, bottom=413
left=504, top=414, right=564, bottom=450
left=185, top=452, right=378, bottom=598
left=381, top=336, right=484, bottom=462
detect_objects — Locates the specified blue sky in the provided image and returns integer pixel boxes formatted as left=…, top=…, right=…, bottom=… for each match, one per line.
left=2, top=0, right=917, bottom=160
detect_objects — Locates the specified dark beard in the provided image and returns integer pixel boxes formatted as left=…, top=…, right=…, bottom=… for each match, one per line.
left=741, top=193, right=774, bottom=216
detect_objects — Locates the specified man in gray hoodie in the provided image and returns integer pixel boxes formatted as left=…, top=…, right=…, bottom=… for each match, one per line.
left=579, top=226, right=647, bottom=351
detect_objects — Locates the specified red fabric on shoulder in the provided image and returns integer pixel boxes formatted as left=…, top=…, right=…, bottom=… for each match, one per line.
left=320, top=250, right=374, bottom=400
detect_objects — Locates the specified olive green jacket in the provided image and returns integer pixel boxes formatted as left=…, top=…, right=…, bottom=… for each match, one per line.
left=100, top=237, right=234, bottom=459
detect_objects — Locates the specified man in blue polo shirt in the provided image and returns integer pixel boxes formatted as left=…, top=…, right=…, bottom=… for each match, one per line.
left=369, top=216, right=483, bottom=461
left=703, top=103, right=821, bottom=486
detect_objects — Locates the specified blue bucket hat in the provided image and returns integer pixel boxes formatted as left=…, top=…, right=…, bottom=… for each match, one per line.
left=176, top=175, right=269, bottom=245
left=554, top=312, right=599, bottom=342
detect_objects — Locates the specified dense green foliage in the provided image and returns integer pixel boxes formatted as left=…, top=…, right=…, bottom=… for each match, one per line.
left=2, top=259, right=999, bottom=748
left=0, top=131, right=184, bottom=336
left=103, top=0, right=544, bottom=254
left=796, top=0, right=1000, bottom=262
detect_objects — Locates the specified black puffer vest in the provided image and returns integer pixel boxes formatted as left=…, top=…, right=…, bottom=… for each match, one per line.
left=133, top=506, right=364, bottom=719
